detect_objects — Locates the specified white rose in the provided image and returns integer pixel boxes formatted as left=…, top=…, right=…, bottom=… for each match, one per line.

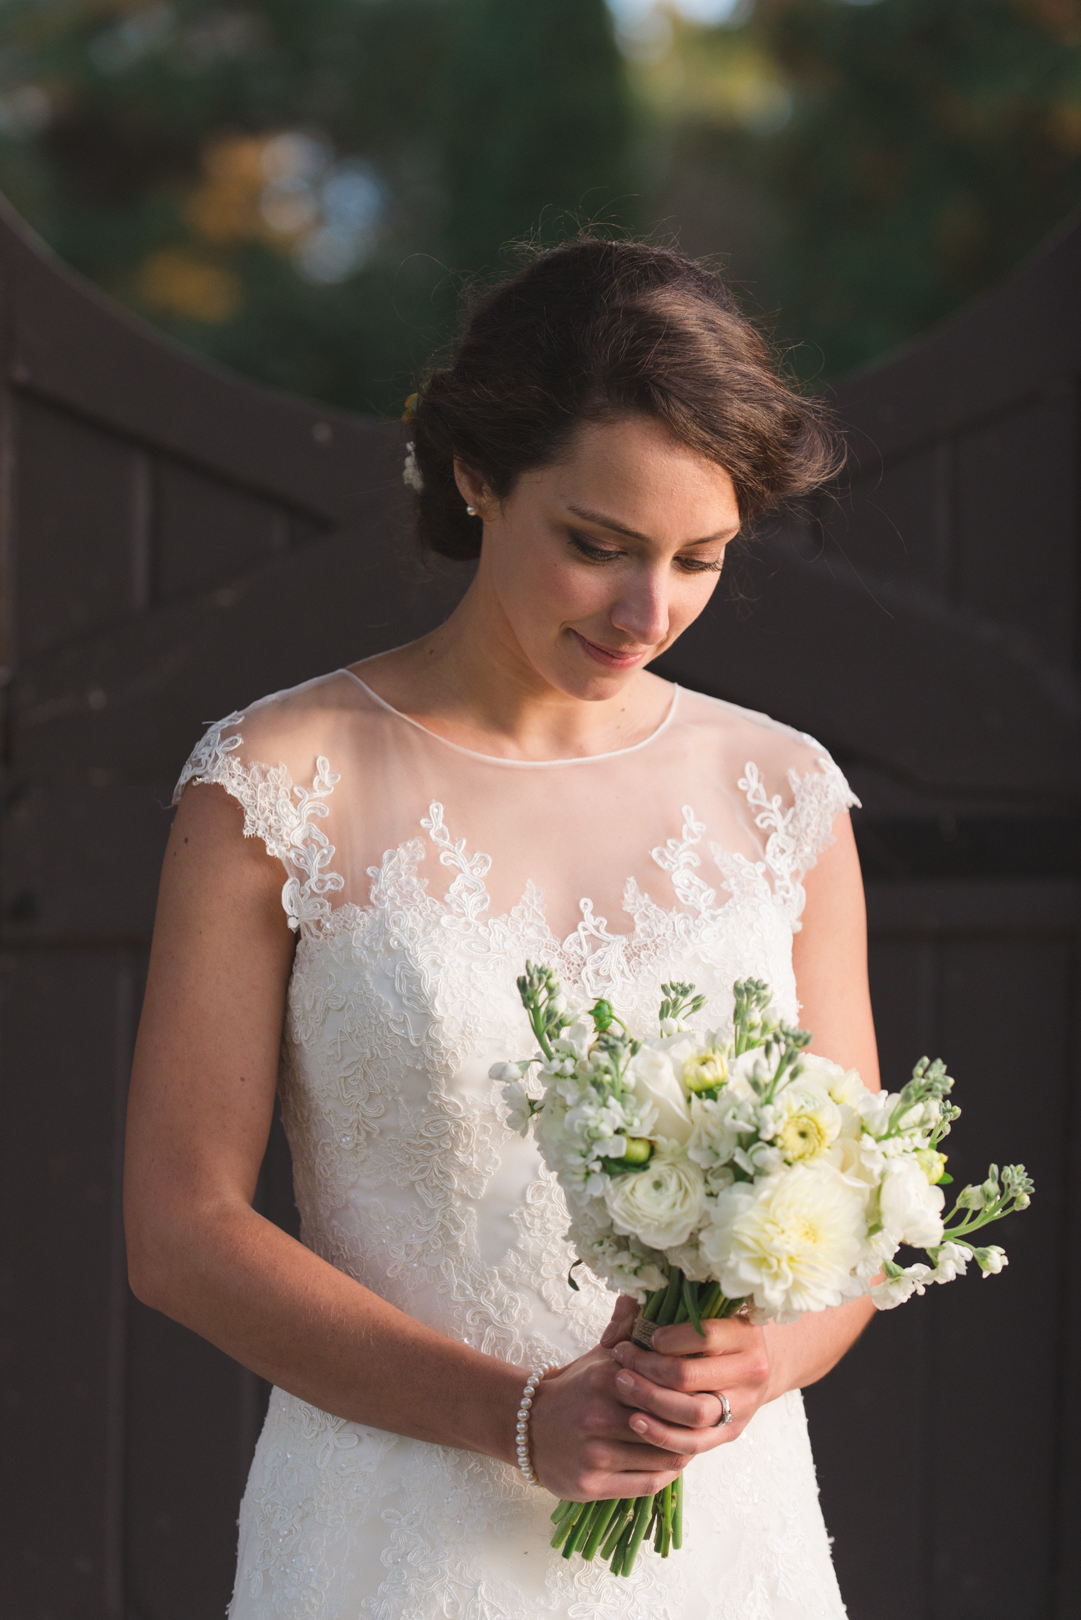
left=700, top=1163, right=869, bottom=1321
left=604, top=1150, right=706, bottom=1250
left=626, top=1045, right=693, bottom=1145
left=871, top=1262, right=935, bottom=1310
left=879, top=1157, right=945, bottom=1248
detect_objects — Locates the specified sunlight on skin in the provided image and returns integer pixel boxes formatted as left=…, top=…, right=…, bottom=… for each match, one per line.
left=356, top=416, right=741, bottom=761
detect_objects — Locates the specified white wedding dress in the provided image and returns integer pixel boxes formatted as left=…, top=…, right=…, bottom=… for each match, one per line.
left=175, top=668, right=857, bottom=1620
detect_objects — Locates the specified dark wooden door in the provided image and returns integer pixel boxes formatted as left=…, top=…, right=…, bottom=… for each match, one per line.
left=1, top=195, right=1077, bottom=1619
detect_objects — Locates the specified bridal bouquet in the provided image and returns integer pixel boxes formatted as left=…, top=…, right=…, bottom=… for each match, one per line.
left=493, top=966, right=1032, bottom=1576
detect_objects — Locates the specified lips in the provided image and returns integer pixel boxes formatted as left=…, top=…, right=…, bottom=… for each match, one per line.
left=572, top=630, right=651, bottom=670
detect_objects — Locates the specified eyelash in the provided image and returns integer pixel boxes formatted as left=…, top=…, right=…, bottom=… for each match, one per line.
left=568, top=532, right=724, bottom=574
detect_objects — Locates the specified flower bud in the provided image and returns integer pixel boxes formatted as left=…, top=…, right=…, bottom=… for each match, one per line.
left=957, top=1184, right=984, bottom=1209
left=915, top=1149, right=948, bottom=1185
left=683, top=1051, right=728, bottom=1094
left=622, top=1137, right=653, bottom=1165
left=974, top=1245, right=1008, bottom=1276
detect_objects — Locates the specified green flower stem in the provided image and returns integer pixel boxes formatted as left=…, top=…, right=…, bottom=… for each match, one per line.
left=550, top=1498, right=577, bottom=1527
left=673, top=1474, right=684, bottom=1549
left=600, top=1501, right=634, bottom=1562
left=562, top=1502, right=599, bottom=1560
left=582, top=1497, right=621, bottom=1560
left=621, top=1492, right=656, bottom=1575
left=550, top=1505, right=585, bottom=1550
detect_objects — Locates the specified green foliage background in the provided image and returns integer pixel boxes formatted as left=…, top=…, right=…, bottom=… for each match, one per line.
left=1, top=0, right=1079, bottom=411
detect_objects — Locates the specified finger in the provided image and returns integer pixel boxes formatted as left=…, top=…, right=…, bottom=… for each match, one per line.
left=593, top=1438, right=692, bottom=1474
left=623, top=1408, right=738, bottom=1455
left=613, top=1366, right=723, bottom=1430
left=599, top=1294, right=639, bottom=1349
left=613, top=1339, right=767, bottom=1395
left=649, top=1318, right=752, bottom=1357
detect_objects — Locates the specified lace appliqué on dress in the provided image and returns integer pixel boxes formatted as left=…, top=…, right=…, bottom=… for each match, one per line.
left=174, top=711, right=344, bottom=934
left=736, top=758, right=860, bottom=933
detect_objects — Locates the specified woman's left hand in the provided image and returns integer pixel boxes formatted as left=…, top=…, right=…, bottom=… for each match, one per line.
left=600, top=1294, right=773, bottom=1449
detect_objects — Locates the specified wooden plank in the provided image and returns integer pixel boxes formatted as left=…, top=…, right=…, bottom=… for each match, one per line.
left=832, top=216, right=1081, bottom=463
left=656, top=533, right=1081, bottom=796
left=0, top=197, right=400, bottom=525
left=0, top=948, right=134, bottom=1618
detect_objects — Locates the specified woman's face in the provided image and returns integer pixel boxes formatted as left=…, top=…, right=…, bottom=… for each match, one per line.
left=456, top=415, right=741, bottom=702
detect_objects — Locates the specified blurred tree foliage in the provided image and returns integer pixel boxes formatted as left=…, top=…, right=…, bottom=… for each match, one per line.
left=0, top=0, right=631, bottom=412
left=630, top=0, right=1081, bottom=377
left=0, top=0, right=1080, bottom=407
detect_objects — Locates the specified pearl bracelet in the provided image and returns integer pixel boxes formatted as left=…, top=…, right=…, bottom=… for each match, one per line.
left=515, top=1362, right=558, bottom=1486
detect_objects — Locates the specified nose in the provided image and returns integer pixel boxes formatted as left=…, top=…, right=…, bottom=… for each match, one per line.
left=610, top=564, right=670, bottom=649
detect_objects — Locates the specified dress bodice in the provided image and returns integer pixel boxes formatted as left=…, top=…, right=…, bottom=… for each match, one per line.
left=174, top=669, right=856, bottom=1620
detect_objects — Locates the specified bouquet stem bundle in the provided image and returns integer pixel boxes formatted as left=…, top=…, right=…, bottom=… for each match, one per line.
left=549, top=1265, right=732, bottom=1574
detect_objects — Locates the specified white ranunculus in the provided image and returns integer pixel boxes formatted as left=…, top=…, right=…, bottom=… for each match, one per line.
left=871, top=1262, right=935, bottom=1310
left=626, top=1045, right=693, bottom=1145
left=604, top=1150, right=706, bottom=1251
left=700, top=1163, right=869, bottom=1321
left=774, top=1079, right=843, bottom=1164
left=879, top=1157, right=946, bottom=1248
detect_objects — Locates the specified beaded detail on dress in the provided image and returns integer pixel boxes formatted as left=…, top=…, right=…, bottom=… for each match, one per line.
left=173, top=671, right=856, bottom=1620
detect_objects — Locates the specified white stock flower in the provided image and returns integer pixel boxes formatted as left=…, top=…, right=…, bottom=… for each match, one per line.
left=879, top=1157, right=945, bottom=1248
left=501, top=1080, right=534, bottom=1137
left=604, top=1149, right=706, bottom=1250
left=975, top=1245, right=1008, bottom=1277
left=579, top=1233, right=668, bottom=1299
left=700, top=1163, right=869, bottom=1321
left=931, top=1241, right=970, bottom=1282
left=871, top=1263, right=935, bottom=1310
left=627, top=1044, right=693, bottom=1145
left=687, top=1092, right=756, bottom=1173
left=553, top=1018, right=594, bottom=1062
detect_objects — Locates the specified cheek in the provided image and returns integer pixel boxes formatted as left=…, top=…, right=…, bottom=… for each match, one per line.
left=495, top=537, right=608, bottom=625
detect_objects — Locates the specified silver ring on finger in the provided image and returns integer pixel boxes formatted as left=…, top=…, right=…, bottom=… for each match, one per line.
left=715, top=1393, right=733, bottom=1427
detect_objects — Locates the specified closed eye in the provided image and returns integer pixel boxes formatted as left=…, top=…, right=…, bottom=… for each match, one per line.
left=568, top=531, right=624, bottom=564
left=675, top=553, right=725, bottom=574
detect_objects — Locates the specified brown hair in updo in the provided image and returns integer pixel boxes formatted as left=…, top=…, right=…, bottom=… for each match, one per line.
left=408, top=237, right=841, bottom=561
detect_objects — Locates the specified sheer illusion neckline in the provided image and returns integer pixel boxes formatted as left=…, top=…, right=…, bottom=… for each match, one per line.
left=338, top=668, right=681, bottom=768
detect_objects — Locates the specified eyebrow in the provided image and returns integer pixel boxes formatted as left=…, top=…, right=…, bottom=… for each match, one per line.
left=566, top=504, right=736, bottom=545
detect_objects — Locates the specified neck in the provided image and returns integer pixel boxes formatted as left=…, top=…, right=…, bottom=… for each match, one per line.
left=356, top=571, right=671, bottom=762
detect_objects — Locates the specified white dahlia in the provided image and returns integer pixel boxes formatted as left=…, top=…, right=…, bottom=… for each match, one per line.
left=700, top=1163, right=869, bottom=1321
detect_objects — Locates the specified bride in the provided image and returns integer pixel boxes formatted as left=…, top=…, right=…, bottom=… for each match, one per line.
left=125, top=238, right=880, bottom=1619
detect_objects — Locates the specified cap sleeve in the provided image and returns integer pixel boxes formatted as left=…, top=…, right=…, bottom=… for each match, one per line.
left=173, top=708, right=344, bottom=934
left=738, top=743, right=859, bottom=933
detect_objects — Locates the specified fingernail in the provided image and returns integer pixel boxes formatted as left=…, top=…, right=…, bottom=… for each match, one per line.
left=630, top=1416, right=648, bottom=1434
left=611, top=1343, right=628, bottom=1364
left=600, top=1325, right=618, bottom=1346
left=615, top=1371, right=633, bottom=1393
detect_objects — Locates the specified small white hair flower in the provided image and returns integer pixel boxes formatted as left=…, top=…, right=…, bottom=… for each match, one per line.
left=403, top=441, right=424, bottom=494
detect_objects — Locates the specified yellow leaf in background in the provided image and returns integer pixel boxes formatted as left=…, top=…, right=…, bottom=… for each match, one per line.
left=136, top=247, right=243, bottom=323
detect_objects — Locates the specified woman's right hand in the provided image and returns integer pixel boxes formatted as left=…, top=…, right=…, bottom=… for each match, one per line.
left=527, top=1343, right=725, bottom=1502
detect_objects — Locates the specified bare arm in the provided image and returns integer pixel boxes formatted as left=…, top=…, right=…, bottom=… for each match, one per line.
left=606, top=813, right=880, bottom=1444
left=125, top=784, right=733, bottom=1501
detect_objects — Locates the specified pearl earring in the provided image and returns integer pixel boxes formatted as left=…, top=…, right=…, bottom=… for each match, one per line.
left=466, top=505, right=478, bottom=516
